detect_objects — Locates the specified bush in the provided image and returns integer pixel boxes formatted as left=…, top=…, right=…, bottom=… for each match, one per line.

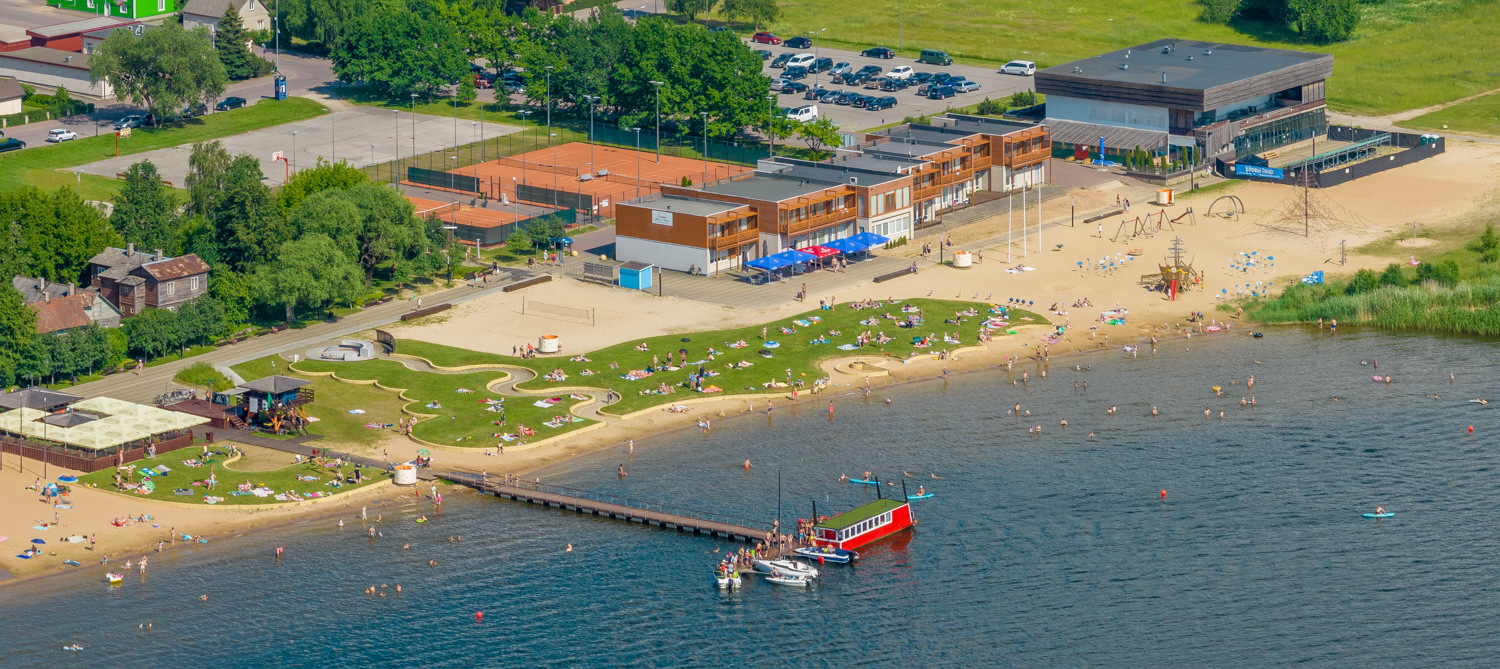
left=1416, top=259, right=1461, bottom=286
left=1378, top=263, right=1408, bottom=288
left=976, top=97, right=1006, bottom=115
left=1008, top=91, right=1037, bottom=107
left=174, top=361, right=232, bottom=391
left=1346, top=268, right=1380, bottom=295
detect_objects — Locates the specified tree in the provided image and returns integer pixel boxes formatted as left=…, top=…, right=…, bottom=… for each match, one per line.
left=1378, top=263, right=1408, bottom=288
left=213, top=155, right=289, bottom=271
left=1198, top=0, right=1239, bottom=23
left=0, top=286, right=37, bottom=386
left=289, top=182, right=427, bottom=281
left=185, top=140, right=233, bottom=219
left=278, top=158, right=370, bottom=213
left=722, top=0, right=777, bottom=28
left=255, top=234, right=364, bottom=323
left=1345, top=268, right=1380, bottom=295
left=612, top=21, right=770, bottom=137
left=332, top=0, right=471, bottom=97
left=669, top=0, right=716, bottom=21
left=0, top=186, right=121, bottom=284
left=89, top=22, right=227, bottom=126
left=1415, top=259, right=1461, bottom=286
left=0, top=219, right=29, bottom=283
left=279, top=0, right=380, bottom=48
left=796, top=116, right=841, bottom=155
left=46, top=85, right=75, bottom=117
left=208, top=268, right=252, bottom=331
left=1288, top=0, right=1359, bottom=42
left=215, top=3, right=262, bottom=81
left=124, top=308, right=176, bottom=360
left=1473, top=222, right=1500, bottom=263
left=504, top=227, right=533, bottom=255
left=111, top=161, right=180, bottom=253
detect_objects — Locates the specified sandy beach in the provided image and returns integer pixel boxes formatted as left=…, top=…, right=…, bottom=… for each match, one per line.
left=5, top=139, right=1497, bottom=588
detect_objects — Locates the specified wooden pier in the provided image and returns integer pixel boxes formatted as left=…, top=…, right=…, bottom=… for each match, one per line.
left=447, top=473, right=770, bottom=543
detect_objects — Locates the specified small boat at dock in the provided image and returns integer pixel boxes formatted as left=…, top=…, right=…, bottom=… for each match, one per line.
left=754, top=559, right=817, bottom=579
left=766, top=574, right=810, bottom=587
left=794, top=546, right=858, bottom=564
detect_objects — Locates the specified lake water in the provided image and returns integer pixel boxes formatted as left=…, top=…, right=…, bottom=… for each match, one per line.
left=2, top=327, right=1499, bottom=666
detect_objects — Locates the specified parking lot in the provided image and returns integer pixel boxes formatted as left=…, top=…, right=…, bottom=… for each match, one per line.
left=748, top=39, right=1035, bottom=133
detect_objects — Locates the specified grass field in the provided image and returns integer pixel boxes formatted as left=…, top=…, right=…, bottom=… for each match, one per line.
left=77, top=441, right=387, bottom=506
left=1400, top=92, right=1500, bottom=137
left=496, top=298, right=1047, bottom=415
left=757, top=0, right=1500, bottom=116
left=0, top=97, right=328, bottom=197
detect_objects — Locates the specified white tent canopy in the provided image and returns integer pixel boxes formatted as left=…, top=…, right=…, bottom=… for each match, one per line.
left=0, top=397, right=207, bottom=451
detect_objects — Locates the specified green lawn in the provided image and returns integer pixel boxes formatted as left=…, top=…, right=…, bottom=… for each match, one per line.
left=77, top=441, right=388, bottom=506
left=173, top=361, right=234, bottom=392
left=232, top=352, right=594, bottom=448
left=0, top=97, right=329, bottom=195
left=1399, top=92, right=1500, bottom=137
left=499, top=298, right=1045, bottom=415
left=755, top=0, right=1500, bottom=116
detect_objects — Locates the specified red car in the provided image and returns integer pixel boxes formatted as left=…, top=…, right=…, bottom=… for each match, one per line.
left=751, top=32, right=781, bottom=45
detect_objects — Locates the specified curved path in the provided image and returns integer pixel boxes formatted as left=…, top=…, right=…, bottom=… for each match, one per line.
left=375, top=353, right=623, bottom=425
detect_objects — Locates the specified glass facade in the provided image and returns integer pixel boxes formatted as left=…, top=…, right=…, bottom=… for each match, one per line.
left=1234, top=109, right=1326, bottom=157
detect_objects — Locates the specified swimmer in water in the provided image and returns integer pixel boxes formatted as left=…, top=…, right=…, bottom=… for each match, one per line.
left=618, top=465, right=627, bottom=477
left=1205, top=407, right=1212, bottom=418
left=1151, top=407, right=1160, bottom=417
left=885, top=398, right=892, bottom=405
left=566, top=544, right=573, bottom=553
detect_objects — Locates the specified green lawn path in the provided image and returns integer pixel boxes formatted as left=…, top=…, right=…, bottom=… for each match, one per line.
left=1400, top=92, right=1500, bottom=137
left=77, top=441, right=387, bottom=506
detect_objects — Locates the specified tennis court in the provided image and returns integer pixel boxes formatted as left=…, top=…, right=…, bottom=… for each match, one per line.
left=408, top=196, right=571, bottom=247
left=427, top=143, right=750, bottom=219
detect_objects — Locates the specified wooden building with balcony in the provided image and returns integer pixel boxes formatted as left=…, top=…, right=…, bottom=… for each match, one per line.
left=865, top=115, right=1053, bottom=225
left=677, top=175, right=859, bottom=256
left=615, top=195, right=759, bottom=274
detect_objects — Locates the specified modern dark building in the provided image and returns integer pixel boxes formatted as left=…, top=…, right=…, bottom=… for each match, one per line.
left=1036, top=39, right=1332, bottom=162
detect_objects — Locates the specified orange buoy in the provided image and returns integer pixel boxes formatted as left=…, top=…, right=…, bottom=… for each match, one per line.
left=1160, top=490, right=1167, bottom=499
left=1469, top=425, right=1475, bottom=433
left=818, top=556, right=825, bottom=565
left=476, top=611, right=483, bottom=622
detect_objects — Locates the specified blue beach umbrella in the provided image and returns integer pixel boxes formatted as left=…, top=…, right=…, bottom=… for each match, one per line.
left=30, top=539, right=45, bottom=544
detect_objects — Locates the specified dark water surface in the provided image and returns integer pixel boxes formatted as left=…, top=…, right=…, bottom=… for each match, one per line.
left=3, top=327, right=1500, bottom=666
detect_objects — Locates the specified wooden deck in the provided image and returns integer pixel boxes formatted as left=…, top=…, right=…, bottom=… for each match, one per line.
left=447, top=473, right=769, bottom=543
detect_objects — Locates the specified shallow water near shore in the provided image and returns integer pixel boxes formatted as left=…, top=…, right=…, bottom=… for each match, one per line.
left=3, top=326, right=1500, bottom=666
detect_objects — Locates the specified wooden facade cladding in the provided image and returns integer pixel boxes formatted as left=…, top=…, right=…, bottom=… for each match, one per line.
left=616, top=199, right=756, bottom=250
left=659, top=183, right=857, bottom=239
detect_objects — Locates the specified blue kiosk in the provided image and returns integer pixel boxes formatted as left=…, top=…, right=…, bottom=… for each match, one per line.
left=619, top=261, right=654, bottom=290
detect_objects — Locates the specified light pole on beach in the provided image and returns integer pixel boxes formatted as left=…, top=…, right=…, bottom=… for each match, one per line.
left=393, top=110, right=400, bottom=185
left=583, top=95, right=599, bottom=175
left=291, top=130, right=298, bottom=173
left=518, top=109, right=532, bottom=195
left=545, top=65, right=553, bottom=148
left=701, top=112, right=709, bottom=185
left=632, top=127, right=642, bottom=199
left=410, top=94, right=418, bottom=170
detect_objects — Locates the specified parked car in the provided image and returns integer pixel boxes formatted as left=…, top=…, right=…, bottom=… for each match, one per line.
left=810, top=57, right=833, bottom=73
left=770, top=78, right=787, bottom=92
left=862, top=46, right=895, bottom=59
left=829, top=62, right=852, bottom=76
left=804, top=86, right=827, bottom=100
left=917, top=49, right=953, bottom=66
left=182, top=103, right=207, bottom=118
left=755, top=49, right=772, bottom=60
left=708, top=26, right=732, bottom=33
left=786, top=53, right=816, bottom=69
left=215, top=96, right=246, bottom=111
left=771, top=53, right=794, bottom=68
left=879, top=77, right=909, bottom=92
left=818, top=89, right=844, bottom=104
left=910, top=72, right=934, bottom=84
left=833, top=91, right=856, bottom=105
left=1000, top=59, right=1036, bottom=76
left=786, top=36, right=813, bottom=49
left=857, top=65, right=883, bottom=75
left=787, top=105, right=819, bottom=122
left=783, top=65, right=809, bottom=81
left=113, top=114, right=144, bottom=130
left=954, top=80, right=981, bottom=93
left=781, top=81, right=809, bottom=95
left=864, top=77, right=887, bottom=90
left=46, top=129, right=78, bottom=142
left=751, top=32, right=781, bottom=45
left=886, top=65, right=914, bottom=80
left=842, top=72, right=871, bottom=86
left=926, top=84, right=956, bottom=99
left=850, top=94, right=871, bottom=108
left=868, top=96, right=897, bottom=111
left=0, top=138, right=24, bottom=153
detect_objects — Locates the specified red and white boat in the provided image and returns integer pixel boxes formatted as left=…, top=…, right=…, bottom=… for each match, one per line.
left=811, top=498, right=913, bottom=551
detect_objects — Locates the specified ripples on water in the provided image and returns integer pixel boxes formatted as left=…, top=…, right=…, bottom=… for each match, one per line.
left=2, top=328, right=1499, bottom=666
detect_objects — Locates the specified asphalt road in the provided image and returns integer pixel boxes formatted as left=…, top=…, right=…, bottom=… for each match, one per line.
left=2, top=50, right=337, bottom=152
left=748, top=40, right=1036, bottom=133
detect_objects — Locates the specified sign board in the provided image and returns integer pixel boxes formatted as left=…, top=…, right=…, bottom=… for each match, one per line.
left=117, top=127, right=131, bottom=139
left=271, top=150, right=283, bottom=162
left=651, top=210, right=674, bottom=226
left=1234, top=163, right=1284, bottom=179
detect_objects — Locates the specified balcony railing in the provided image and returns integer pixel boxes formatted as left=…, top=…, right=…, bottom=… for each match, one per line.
left=709, top=227, right=760, bottom=250
left=781, top=207, right=856, bottom=236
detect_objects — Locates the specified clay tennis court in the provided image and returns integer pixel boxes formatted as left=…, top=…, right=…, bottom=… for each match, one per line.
left=407, top=196, right=564, bottom=247
left=450, top=143, right=750, bottom=218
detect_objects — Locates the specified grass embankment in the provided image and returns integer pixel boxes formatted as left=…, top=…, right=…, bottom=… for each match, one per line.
left=1400, top=92, right=1500, bottom=138
left=77, top=441, right=387, bottom=506
left=497, top=298, right=1045, bottom=415
left=173, top=361, right=234, bottom=392
left=0, top=97, right=329, bottom=199
left=759, top=0, right=1500, bottom=116
left=232, top=353, right=594, bottom=448
left=1243, top=225, right=1500, bottom=335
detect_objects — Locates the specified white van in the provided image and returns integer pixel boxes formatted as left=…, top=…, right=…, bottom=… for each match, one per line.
left=787, top=105, right=819, bottom=122
left=1000, top=60, right=1036, bottom=76
left=887, top=65, right=914, bottom=80
left=786, top=53, right=816, bottom=69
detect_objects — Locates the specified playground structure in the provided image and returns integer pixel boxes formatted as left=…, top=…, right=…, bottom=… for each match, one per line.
left=1237, top=169, right=1363, bottom=251
left=1141, top=236, right=1201, bottom=300
left=1112, top=207, right=1196, bottom=243
left=1207, top=195, right=1246, bottom=221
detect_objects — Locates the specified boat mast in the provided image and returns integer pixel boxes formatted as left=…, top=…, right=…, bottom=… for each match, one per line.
left=776, top=469, right=782, bottom=544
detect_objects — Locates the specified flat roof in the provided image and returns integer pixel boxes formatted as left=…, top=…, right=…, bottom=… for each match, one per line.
left=0, top=47, right=92, bottom=71
left=772, top=163, right=907, bottom=187
left=825, top=154, right=925, bottom=172
left=816, top=498, right=905, bottom=531
left=27, top=16, right=133, bottom=39
left=0, top=387, right=83, bottom=411
left=0, top=397, right=207, bottom=451
left=0, top=24, right=29, bottom=43
left=1041, top=39, right=1330, bottom=91
left=937, top=115, right=1040, bottom=137
left=701, top=175, right=838, bottom=203
left=628, top=195, right=746, bottom=217
left=862, top=142, right=952, bottom=162
left=873, top=126, right=972, bottom=146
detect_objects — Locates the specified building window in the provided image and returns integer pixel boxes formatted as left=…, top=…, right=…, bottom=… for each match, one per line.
left=86, top=0, right=94, bottom=7
left=164, top=281, right=176, bottom=296
left=159, top=0, right=166, bottom=10
left=190, top=276, right=199, bottom=291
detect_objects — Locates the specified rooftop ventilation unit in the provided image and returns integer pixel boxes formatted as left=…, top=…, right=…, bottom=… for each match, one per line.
left=1072, top=66, right=1081, bottom=73
left=1187, top=55, right=1194, bottom=60
left=1119, top=63, right=1129, bottom=70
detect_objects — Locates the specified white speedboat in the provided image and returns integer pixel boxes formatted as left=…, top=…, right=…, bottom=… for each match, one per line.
left=730, top=572, right=742, bottom=588
left=766, top=574, right=810, bottom=587
left=754, top=559, right=818, bottom=579
left=715, top=572, right=730, bottom=589
left=794, top=546, right=858, bottom=564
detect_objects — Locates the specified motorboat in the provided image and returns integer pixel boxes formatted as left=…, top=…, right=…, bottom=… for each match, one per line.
left=794, top=546, right=858, bottom=564
left=716, top=572, right=730, bottom=589
left=766, top=574, right=810, bottom=587
left=754, top=559, right=817, bottom=578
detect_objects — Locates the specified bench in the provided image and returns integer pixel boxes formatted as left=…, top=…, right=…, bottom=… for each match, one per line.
left=873, top=268, right=916, bottom=284
left=502, top=275, right=552, bottom=292
left=400, top=303, right=452, bottom=321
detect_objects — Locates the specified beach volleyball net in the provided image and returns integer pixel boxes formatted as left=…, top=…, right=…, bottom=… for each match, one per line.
left=522, top=297, right=595, bottom=326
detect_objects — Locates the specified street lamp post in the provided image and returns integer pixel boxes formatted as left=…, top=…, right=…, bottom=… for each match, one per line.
left=331, top=112, right=336, bottom=163
left=700, top=111, right=709, bottom=184
left=583, top=95, right=598, bottom=174
left=810, top=29, right=825, bottom=87
left=518, top=110, right=532, bottom=195
left=291, top=130, right=298, bottom=173
left=545, top=65, right=553, bottom=148
left=551, top=132, right=559, bottom=210
left=393, top=110, right=400, bottom=185
left=632, top=128, right=642, bottom=199
left=410, top=94, right=418, bottom=170
left=767, top=92, right=776, bottom=157
left=1109, top=18, right=1117, bottom=52
left=274, top=0, right=280, bottom=72
left=649, top=81, right=663, bottom=162
left=370, top=144, right=376, bottom=176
